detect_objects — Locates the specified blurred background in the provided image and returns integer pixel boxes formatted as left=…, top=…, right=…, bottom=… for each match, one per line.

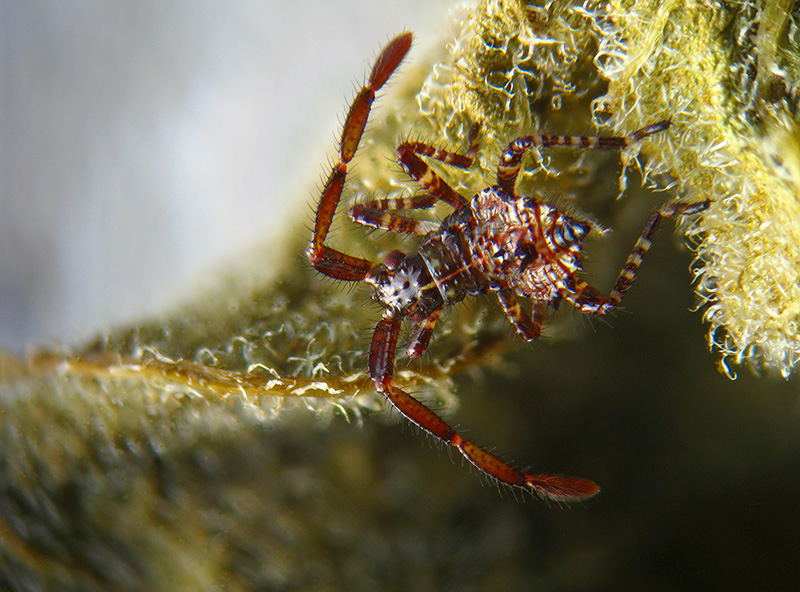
left=0, top=0, right=443, bottom=350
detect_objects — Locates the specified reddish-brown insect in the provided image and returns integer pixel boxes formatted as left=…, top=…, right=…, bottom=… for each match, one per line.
left=307, top=32, right=708, bottom=501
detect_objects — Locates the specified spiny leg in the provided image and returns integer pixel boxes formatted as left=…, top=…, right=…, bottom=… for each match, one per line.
left=353, top=121, right=480, bottom=231
left=497, top=120, right=672, bottom=193
left=306, top=32, right=413, bottom=281
left=369, top=316, right=599, bottom=501
left=565, top=199, right=710, bottom=314
left=406, top=309, right=441, bottom=359
left=395, top=122, right=481, bottom=210
left=402, top=122, right=481, bottom=169
left=348, top=193, right=441, bottom=236
left=496, top=290, right=544, bottom=341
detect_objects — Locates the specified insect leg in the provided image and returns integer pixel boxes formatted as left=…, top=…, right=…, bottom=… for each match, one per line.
left=405, top=309, right=441, bottom=359
left=395, top=123, right=481, bottom=210
left=497, top=120, right=672, bottom=193
left=401, top=122, right=481, bottom=169
left=496, top=291, right=544, bottom=341
left=565, top=199, right=710, bottom=314
left=369, top=316, right=599, bottom=501
left=348, top=193, right=440, bottom=236
left=306, top=32, right=413, bottom=280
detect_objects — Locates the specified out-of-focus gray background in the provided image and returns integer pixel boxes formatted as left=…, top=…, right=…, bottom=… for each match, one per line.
left=0, top=0, right=443, bottom=351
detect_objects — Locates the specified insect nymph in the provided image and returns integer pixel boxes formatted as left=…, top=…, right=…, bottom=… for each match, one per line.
left=306, top=32, right=708, bottom=501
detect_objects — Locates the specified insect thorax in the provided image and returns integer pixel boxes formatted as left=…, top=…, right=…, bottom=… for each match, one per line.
left=367, top=187, right=593, bottom=317
left=467, top=187, right=591, bottom=303
left=368, top=211, right=489, bottom=318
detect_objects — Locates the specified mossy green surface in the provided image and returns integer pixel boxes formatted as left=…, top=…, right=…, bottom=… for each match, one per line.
left=593, top=0, right=800, bottom=378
